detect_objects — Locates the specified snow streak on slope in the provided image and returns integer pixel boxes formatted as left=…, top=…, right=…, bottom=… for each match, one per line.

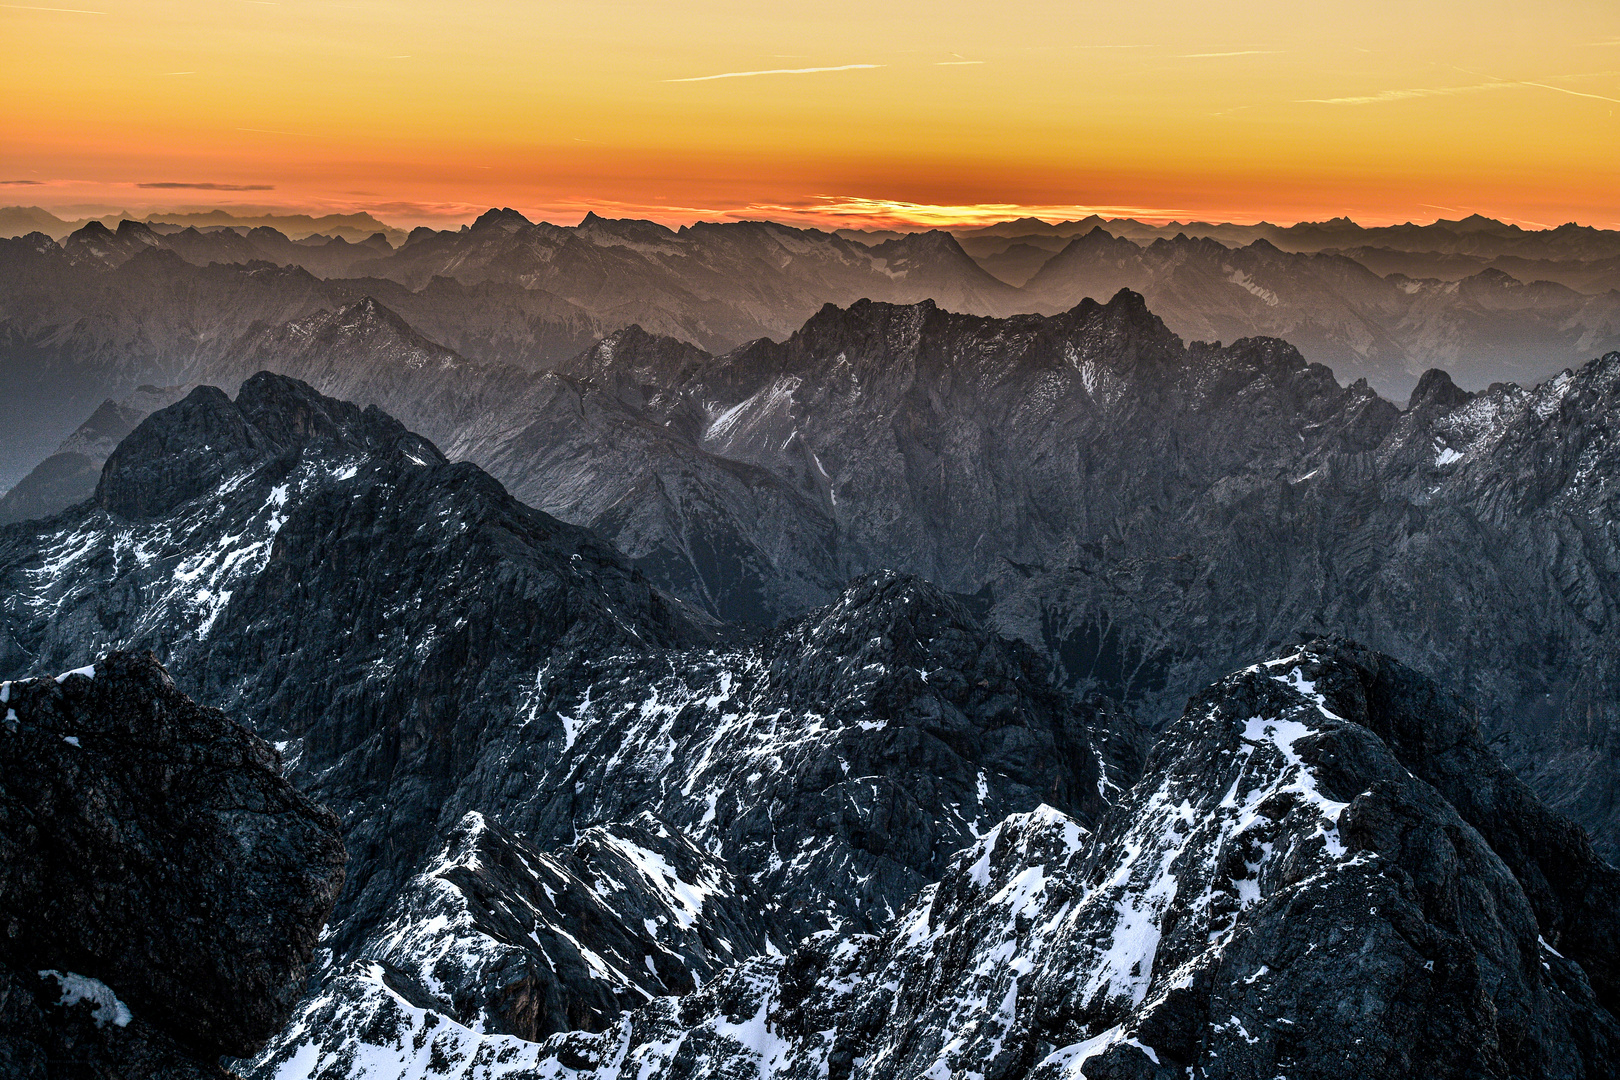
left=254, top=812, right=766, bottom=1076
left=488, top=642, right=1620, bottom=1080
left=8, top=460, right=332, bottom=653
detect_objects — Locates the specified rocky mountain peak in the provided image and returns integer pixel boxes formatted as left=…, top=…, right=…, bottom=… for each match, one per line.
left=559, top=323, right=710, bottom=396
left=112, top=219, right=157, bottom=240
left=322, top=295, right=428, bottom=343
left=1407, top=366, right=1474, bottom=411
left=471, top=206, right=533, bottom=233
left=1056, top=286, right=1185, bottom=367
left=95, top=372, right=438, bottom=520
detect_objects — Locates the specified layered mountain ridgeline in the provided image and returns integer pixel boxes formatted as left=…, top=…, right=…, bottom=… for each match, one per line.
left=421, top=293, right=1617, bottom=861
left=3, top=288, right=1616, bottom=858
left=4, top=210, right=1619, bottom=485
left=1018, top=229, right=1620, bottom=396
left=0, top=375, right=1130, bottom=1068
left=949, top=212, right=1620, bottom=263
left=0, top=651, right=345, bottom=1078
left=0, top=231, right=606, bottom=483
left=0, top=206, right=405, bottom=245
left=256, top=641, right=1620, bottom=1080
left=0, top=295, right=842, bottom=624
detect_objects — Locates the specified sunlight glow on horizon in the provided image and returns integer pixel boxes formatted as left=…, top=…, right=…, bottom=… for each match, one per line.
left=3, top=0, right=1617, bottom=231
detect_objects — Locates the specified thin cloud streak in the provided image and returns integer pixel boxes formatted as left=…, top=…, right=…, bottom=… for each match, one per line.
left=1177, top=50, right=1281, bottom=58
left=1299, top=83, right=1500, bottom=105
left=665, top=64, right=882, bottom=83
left=138, top=182, right=274, bottom=190
left=0, top=3, right=106, bottom=11
left=1520, top=81, right=1620, bottom=104
left=1301, top=78, right=1620, bottom=106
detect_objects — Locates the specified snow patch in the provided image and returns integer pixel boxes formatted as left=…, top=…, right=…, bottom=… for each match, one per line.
left=40, top=970, right=132, bottom=1028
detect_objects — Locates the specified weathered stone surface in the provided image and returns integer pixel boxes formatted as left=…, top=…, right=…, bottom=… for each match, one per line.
left=0, top=650, right=345, bottom=1073
left=517, top=640, right=1620, bottom=1080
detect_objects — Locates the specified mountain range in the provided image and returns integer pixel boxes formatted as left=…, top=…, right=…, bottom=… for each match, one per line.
left=4, top=204, right=1620, bottom=1078
left=4, top=207, right=1620, bottom=493
left=2, top=374, right=1618, bottom=1078
left=5, top=284, right=1619, bottom=862
left=0, top=206, right=407, bottom=244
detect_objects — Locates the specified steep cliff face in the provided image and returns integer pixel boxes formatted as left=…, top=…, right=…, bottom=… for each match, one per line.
left=0, top=651, right=345, bottom=1078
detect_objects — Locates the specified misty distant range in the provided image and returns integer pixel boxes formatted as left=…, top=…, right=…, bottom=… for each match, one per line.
left=4, top=205, right=1619, bottom=399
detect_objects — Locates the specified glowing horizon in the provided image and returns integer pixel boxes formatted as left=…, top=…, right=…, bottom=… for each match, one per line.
left=3, top=0, right=1618, bottom=232
left=2, top=195, right=1603, bottom=236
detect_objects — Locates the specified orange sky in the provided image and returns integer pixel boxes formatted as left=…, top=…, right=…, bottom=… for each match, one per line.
left=2, top=0, right=1618, bottom=230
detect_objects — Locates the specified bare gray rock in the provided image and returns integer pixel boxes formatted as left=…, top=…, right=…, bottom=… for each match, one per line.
left=0, top=650, right=346, bottom=1072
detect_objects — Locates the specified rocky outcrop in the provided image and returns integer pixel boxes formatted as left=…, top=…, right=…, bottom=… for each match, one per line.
left=0, top=376, right=1128, bottom=1071
left=0, top=651, right=345, bottom=1077
left=244, top=569, right=1122, bottom=1077
left=511, top=570, right=1111, bottom=945
left=495, top=295, right=1620, bottom=861
left=514, top=639, right=1620, bottom=1080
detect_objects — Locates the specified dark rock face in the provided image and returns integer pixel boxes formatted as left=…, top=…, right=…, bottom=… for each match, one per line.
left=519, top=640, right=1620, bottom=1080
left=246, top=562, right=1123, bottom=1070
left=0, top=650, right=345, bottom=1073
left=0, top=966, right=232, bottom=1080
left=509, top=570, right=1110, bottom=945
left=1281, top=639, right=1620, bottom=1016
left=465, top=294, right=1620, bottom=861
left=0, top=375, right=1127, bottom=1071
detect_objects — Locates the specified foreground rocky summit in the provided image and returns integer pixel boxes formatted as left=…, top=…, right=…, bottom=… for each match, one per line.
left=0, top=376, right=1131, bottom=1072
left=0, top=651, right=345, bottom=1078
left=318, top=638, right=1615, bottom=1080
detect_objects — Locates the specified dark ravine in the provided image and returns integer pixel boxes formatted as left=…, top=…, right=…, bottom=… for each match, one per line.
left=0, top=651, right=345, bottom=1078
